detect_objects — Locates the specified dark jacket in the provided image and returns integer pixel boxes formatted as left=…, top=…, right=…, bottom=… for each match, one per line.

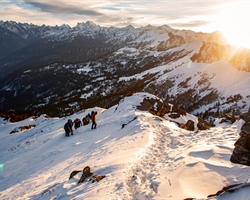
left=64, top=122, right=73, bottom=132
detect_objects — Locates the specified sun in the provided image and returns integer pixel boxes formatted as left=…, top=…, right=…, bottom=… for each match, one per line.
left=217, top=1, right=250, bottom=49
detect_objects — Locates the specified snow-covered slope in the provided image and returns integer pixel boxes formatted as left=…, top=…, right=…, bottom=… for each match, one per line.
left=0, top=93, right=249, bottom=200
left=119, top=42, right=250, bottom=116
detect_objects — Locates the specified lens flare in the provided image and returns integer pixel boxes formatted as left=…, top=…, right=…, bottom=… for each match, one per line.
left=217, top=1, right=250, bottom=49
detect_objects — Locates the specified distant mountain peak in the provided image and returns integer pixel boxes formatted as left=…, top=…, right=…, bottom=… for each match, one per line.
left=124, top=24, right=135, bottom=29
left=159, top=24, right=174, bottom=31
left=75, top=21, right=98, bottom=29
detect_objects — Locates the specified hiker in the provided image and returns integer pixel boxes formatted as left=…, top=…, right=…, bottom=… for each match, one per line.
left=91, top=111, right=97, bottom=129
left=82, top=116, right=87, bottom=125
left=88, top=113, right=91, bottom=119
left=74, top=118, right=82, bottom=129
left=64, top=119, right=73, bottom=137
left=82, top=115, right=90, bottom=125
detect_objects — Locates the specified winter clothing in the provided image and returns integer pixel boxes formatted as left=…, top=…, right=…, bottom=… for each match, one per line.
left=74, top=118, right=82, bottom=129
left=64, top=119, right=73, bottom=137
left=88, top=113, right=91, bottom=119
left=83, top=115, right=90, bottom=125
left=91, top=111, right=97, bottom=129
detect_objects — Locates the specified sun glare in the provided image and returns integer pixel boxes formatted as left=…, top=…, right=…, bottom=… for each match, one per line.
left=217, top=1, right=250, bottom=49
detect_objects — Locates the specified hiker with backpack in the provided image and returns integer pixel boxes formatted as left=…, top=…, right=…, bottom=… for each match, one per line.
left=91, top=111, right=97, bottom=129
left=74, top=118, right=82, bottom=129
left=64, top=119, right=73, bottom=137
left=82, top=115, right=90, bottom=125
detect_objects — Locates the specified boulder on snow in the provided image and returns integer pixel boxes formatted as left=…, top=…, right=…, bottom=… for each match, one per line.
left=230, top=108, right=250, bottom=166
left=179, top=120, right=195, bottom=131
left=89, top=175, right=106, bottom=183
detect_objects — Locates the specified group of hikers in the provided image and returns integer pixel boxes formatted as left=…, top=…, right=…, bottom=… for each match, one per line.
left=64, top=111, right=98, bottom=137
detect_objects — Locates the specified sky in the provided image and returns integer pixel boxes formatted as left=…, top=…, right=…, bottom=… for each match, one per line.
left=1, top=92, right=250, bottom=199
left=1, top=0, right=250, bottom=47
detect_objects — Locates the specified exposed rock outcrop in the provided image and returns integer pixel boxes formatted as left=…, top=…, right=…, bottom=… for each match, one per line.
left=137, top=96, right=211, bottom=131
left=178, top=120, right=195, bottom=131
left=207, top=182, right=250, bottom=198
left=230, top=108, right=250, bottom=166
left=137, top=96, right=186, bottom=117
left=197, top=117, right=213, bottom=130
left=219, top=113, right=237, bottom=124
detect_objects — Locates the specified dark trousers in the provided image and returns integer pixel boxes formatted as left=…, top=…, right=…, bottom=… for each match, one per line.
left=92, top=121, right=97, bottom=129
left=65, top=131, right=70, bottom=137
left=65, top=129, right=73, bottom=136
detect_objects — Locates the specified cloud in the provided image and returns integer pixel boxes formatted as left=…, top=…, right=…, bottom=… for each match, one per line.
left=0, top=0, right=237, bottom=32
left=169, top=20, right=211, bottom=28
left=23, top=0, right=103, bottom=16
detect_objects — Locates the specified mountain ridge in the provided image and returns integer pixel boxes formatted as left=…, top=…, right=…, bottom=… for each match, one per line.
left=0, top=20, right=249, bottom=119
left=0, top=20, right=227, bottom=77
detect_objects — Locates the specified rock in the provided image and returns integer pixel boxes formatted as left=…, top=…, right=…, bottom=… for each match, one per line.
left=69, top=170, right=81, bottom=180
left=137, top=100, right=152, bottom=111
left=89, top=175, right=106, bottom=183
left=186, top=120, right=195, bottom=131
left=78, top=166, right=93, bottom=184
left=178, top=120, right=195, bottom=131
left=239, top=108, right=250, bottom=122
left=69, top=166, right=106, bottom=184
left=230, top=108, right=250, bottom=166
left=197, top=117, right=212, bottom=130
left=207, top=183, right=246, bottom=198
left=168, top=113, right=181, bottom=119
left=136, top=96, right=211, bottom=131
left=171, top=104, right=186, bottom=116
left=241, top=123, right=250, bottom=135
left=219, top=113, right=237, bottom=124
left=136, top=97, right=186, bottom=117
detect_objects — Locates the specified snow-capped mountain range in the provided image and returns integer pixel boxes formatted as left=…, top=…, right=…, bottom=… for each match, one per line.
left=0, top=20, right=227, bottom=76
left=0, top=20, right=249, bottom=118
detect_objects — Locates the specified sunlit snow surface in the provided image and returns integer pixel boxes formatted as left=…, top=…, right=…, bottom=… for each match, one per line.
left=0, top=92, right=250, bottom=200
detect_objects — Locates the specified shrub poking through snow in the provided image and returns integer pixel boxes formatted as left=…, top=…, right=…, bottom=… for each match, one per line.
left=9, top=125, right=36, bottom=134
